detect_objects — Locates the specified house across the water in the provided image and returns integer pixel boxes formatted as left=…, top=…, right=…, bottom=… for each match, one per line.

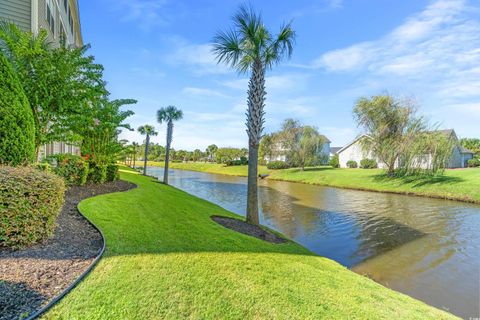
left=265, top=135, right=332, bottom=165
left=338, top=129, right=474, bottom=169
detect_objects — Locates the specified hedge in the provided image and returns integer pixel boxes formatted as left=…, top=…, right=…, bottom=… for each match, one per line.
left=0, top=166, right=65, bottom=248
left=0, top=53, right=35, bottom=166
left=360, top=158, right=378, bottom=169
left=329, top=154, right=339, bottom=168
left=346, top=160, right=358, bottom=168
left=467, top=158, right=480, bottom=168
left=47, top=154, right=89, bottom=186
left=267, top=161, right=290, bottom=170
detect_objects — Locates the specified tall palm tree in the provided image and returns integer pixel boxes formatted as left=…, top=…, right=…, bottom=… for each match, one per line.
left=132, top=142, right=139, bottom=169
left=137, top=125, right=158, bottom=175
left=157, top=106, right=183, bottom=184
left=213, top=5, right=295, bottom=225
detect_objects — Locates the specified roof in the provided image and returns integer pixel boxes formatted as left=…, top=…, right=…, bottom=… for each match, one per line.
left=330, top=147, right=342, bottom=154
left=337, top=134, right=370, bottom=154
left=459, top=146, right=474, bottom=154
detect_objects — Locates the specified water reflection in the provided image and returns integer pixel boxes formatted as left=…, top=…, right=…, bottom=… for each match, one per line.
left=147, top=167, right=480, bottom=319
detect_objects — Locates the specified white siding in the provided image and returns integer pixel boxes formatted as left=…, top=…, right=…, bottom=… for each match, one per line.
left=0, top=0, right=31, bottom=31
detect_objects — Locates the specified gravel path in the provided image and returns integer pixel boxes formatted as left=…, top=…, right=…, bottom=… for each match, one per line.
left=0, top=180, right=136, bottom=320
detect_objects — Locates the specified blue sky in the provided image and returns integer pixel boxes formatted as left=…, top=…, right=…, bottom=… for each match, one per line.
left=79, top=0, right=480, bottom=149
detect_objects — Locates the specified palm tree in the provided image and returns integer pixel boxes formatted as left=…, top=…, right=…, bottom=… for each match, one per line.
left=157, top=106, right=183, bottom=184
left=206, top=144, right=218, bottom=162
left=137, top=125, right=158, bottom=175
left=213, top=4, right=295, bottom=225
left=132, top=142, right=139, bottom=169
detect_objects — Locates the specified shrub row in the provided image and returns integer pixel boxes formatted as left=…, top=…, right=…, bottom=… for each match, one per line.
left=44, top=154, right=119, bottom=185
left=0, top=166, right=65, bottom=248
left=225, top=156, right=248, bottom=166
left=267, top=161, right=290, bottom=170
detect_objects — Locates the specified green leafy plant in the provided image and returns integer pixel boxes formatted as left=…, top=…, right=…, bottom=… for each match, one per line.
left=0, top=52, right=35, bottom=165
left=360, top=158, right=378, bottom=169
left=267, top=161, right=290, bottom=170
left=329, top=154, right=340, bottom=168
left=88, top=161, right=107, bottom=184
left=467, top=158, right=480, bottom=168
left=347, top=160, right=358, bottom=168
left=0, top=166, right=65, bottom=248
left=106, top=163, right=120, bottom=182
left=47, top=154, right=89, bottom=186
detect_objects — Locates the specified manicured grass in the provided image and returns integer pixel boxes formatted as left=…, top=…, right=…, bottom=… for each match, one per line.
left=268, top=167, right=480, bottom=204
left=45, top=167, right=456, bottom=319
left=146, top=161, right=480, bottom=204
left=146, top=160, right=269, bottom=176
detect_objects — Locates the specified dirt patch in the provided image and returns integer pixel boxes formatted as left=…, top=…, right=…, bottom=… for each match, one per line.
left=0, top=180, right=136, bottom=320
left=211, top=215, right=287, bottom=244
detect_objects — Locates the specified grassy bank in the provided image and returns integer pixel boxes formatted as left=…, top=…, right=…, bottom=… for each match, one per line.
left=268, top=167, right=480, bottom=203
left=45, top=168, right=455, bottom=319
left=146, top=160, right=269, bottom=176
left=145, top=161, right=480, bottom=203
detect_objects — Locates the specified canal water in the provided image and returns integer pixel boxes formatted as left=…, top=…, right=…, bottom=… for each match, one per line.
left=147, top=167, right=480, bottom=319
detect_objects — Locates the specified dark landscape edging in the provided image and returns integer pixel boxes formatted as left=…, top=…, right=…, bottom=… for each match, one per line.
left=25, top=182, right=137, bottom=320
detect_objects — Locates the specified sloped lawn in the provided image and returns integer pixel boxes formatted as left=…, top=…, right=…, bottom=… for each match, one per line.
left=45, top=168, right=457, bottom=319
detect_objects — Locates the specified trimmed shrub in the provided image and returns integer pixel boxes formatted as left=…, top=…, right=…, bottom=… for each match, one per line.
left=267, top=161, right=290, bottom=170
left=329, top=154, right=339, bottom=168
left=225, top=157, right=248, bottom=166
left=360, top=158, right=378, bottom=169
left=0, top=166, right=65, bottom=248
left=346, top=160, right=358, bottom=168
left=34, top=162, right=52, bottom=172
left=88, top=162, right=107, bottom=184
left=0, top=53, right=35, bottom=165
left=106, top=163, right=120, bottom=182
left=467, top=158, right=480, bottom=168
left=48, top=154, right=89, bottom=186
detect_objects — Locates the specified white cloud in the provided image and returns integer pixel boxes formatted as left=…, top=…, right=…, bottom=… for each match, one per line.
left=182, top=87, right=228, bottom=98
left=166, top=40, right=230, bottom=75
left=109, top=0, right=170, bottom=31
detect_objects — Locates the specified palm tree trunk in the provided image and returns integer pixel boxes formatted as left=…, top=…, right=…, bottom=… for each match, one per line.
left=143, top=135, right=149, bottom=175
left=246, top=142, right=259, bottom=225
left=163, top=121, right=173, bottom=184
left=245, top=59, right=266, bottom=226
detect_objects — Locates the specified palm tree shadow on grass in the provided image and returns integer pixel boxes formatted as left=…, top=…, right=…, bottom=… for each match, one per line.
left=372, top=173, right=464, bottom=188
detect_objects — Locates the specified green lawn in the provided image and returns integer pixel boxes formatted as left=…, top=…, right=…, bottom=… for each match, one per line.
left=45, top=168, right=456, bottom=319
left=268, top=167, right=480, bottom=203
left=145, top=161, right=480, bottom=204
left=146, top=160, right=269, bottom=176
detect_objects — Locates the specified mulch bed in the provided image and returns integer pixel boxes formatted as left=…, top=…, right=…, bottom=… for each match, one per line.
left=211, top=215, right=287, bottom=244
left=0, top=180, right=136, bottom=320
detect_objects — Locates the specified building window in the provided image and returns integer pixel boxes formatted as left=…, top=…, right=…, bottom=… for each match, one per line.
left=46, top=0, right=56, bottom=36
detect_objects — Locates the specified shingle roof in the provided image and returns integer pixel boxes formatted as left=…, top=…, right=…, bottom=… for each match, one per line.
left=330, top=147, right=342, bottom=154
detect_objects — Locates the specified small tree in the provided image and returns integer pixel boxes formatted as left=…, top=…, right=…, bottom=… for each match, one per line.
left=138, top=125, right=158, bottom=175
left=206, top=144, right=218, bottom=162
left=157, top=106, right=183, bottom=184
left=297, top=126, right=326, bottom=170
left=0, top=53, right=35, bottom=165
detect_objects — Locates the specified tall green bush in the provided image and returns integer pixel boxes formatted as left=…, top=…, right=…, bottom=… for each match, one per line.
left=0, top=53, right=35, bottom=165
left=329, top=154, right=339, bottom=168
left=346, top=160, right=358, bottom=168
left=360, top=158, right=378, bottom=169
left=48, top=154, right=89, bottom=186
left=0, top=166, right=65, bottom=248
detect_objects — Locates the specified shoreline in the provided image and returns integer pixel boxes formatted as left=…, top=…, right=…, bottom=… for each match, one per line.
left=143, top=162, right=480, bottom=205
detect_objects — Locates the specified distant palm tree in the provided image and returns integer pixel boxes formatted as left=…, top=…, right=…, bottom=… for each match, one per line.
left=157, top=106, right=183, bottom=184
left=132, top=142, right=139, bottom=169
left=137, top=125, right=158, bottom=175
left=213, top=4, right=295, bottom=225
left=206, top=144, right=218, bottom=162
